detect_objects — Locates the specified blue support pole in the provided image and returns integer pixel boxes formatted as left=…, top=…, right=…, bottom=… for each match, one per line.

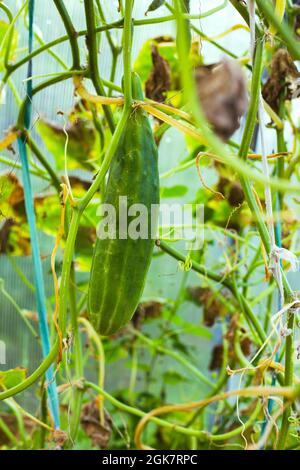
left=17, top=0, right=60, bottom=429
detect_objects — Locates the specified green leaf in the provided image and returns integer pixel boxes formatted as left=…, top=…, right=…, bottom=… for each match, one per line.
left=170, top=314, right=212, bottom=339
left=0, top=368, right=26, bottom=390
left=145, top=0, right=165, bottom=15
left=35, top=194, right=60, bottom=237
left=160, top=185, right=188, bottom=198
left=105, top=341, right=129, bottom=363
left=163, top=370, right=187, bottom=384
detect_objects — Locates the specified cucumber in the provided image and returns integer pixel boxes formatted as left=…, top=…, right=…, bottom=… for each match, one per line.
left=88, top=73, right=160, bottom=335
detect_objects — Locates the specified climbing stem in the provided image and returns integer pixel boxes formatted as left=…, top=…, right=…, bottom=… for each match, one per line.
left=277, top=309, right=295, bottom=448
left=79, top=106, right=131, bottom=211
left=1, top=20, right=124, bottom=85
left=84, top=0, right=115, bottom=133
left=0, top=342, right=59, bottom=400
left=53, top=0, right=81, bottom=69
left=24, top=132, right=61, bottom=192
left=156, top=240, right=232, bottom=288
left=17, top=70, right=84, bottom=128
left=122, top=0, right=134, bottom=109
left=0, top=2, right=13, bottom=23
left=65, top=264, right=84, bottom=447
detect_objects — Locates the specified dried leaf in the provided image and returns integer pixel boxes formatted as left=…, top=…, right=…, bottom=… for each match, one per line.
left=241, top=337, right=251, bottom=357
left=210, top=321, right=251, bottom=371
left=68, top=176, right=92, bottom=193
left=0, top=413, right=34, bottom=446
left=281, top=209, right=297, bottom=250
left=145, top=0, right=165, bottom=15
left=0, top=218, right=15, bottom=253
left=217, top=177, right=244, bottom=207
left=295, top=15, right=300, bottom=38
left=52, top=429, right=68, bottom=449
left=0, top=173, right=25, bottom=219
left=145, top=45, right=171, bottom=102
left=188, top=287, right=225, bottom=327
left=262, top=49, right=300, bottom=113
left=293, top=0, right=300, bottom=38
left=183, top=0, right=190, bottom=10
left=226, top=315, right=252, bottom=361
left=81, top=400, right=112, bottom=449
left=209, top=344, right=223, bottom=370
left=228, top=182, right=244, bottom=207
left=132, top=301, right=163, bottom=329
left=195, top=58, right=248, bottom=141
left=0, top=174, right=30, bottom=254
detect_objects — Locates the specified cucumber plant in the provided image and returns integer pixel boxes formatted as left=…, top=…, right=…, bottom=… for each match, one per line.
left=0, top=0, right=299, bottom=452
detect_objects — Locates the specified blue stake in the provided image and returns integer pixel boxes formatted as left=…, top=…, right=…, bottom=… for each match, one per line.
left=17, top=0, right=60, bottom=429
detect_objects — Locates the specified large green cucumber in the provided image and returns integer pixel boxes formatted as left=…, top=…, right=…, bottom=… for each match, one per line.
left=88, top=73, right=160, bottom=336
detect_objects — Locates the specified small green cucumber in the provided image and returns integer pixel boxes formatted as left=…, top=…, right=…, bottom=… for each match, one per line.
left=88, top=73, right=160, bottom=335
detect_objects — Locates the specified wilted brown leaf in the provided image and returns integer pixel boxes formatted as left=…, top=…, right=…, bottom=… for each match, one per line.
left=241, top=336, right=252, bottom=357
left=68, top=176, right=92, bottom=192
left=226, top=315, right=252, bottom=360
left=217, top=177, right=244, bottom=207
left=188, top=287, right=226, bottom=327
left=7, top=174, right=24, bottom=208
left=262, top=49, right=300, bottom=113
left=0, top=413, right=35, bottom=446
left=145, top=0, right=165, bottom=15
left=132, top=301, right=163, bottom=329
left=280, top=208, right=297, bottom=250
left=0, top=218, right=15, bottom=253
left=195, top=58, right=248, bottom=141
left=228, top=183, right=244, bottom=207
left=0, top=174, right=31, bottom=255
left=81, top=400, right=112, bottom=449
left=52, top=429, right=68, bottom=449
left=0, top=173, right=25, bottom=219
left=209, top=315, right=252, bottom=371
left=209, top=344, right=223, bottom=370
left=145, top=44, right=171, bottom=102
left=295, top=14, right=300, bottom=39
left=293, top=0, right=300, bottom=38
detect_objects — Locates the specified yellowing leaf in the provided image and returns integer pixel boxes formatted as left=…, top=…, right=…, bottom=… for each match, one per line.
left=38, top=118, right=97, bottom=171
left=0, top=368, right=26, bottom=390
left=0, top=20, right=18, bottom=71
